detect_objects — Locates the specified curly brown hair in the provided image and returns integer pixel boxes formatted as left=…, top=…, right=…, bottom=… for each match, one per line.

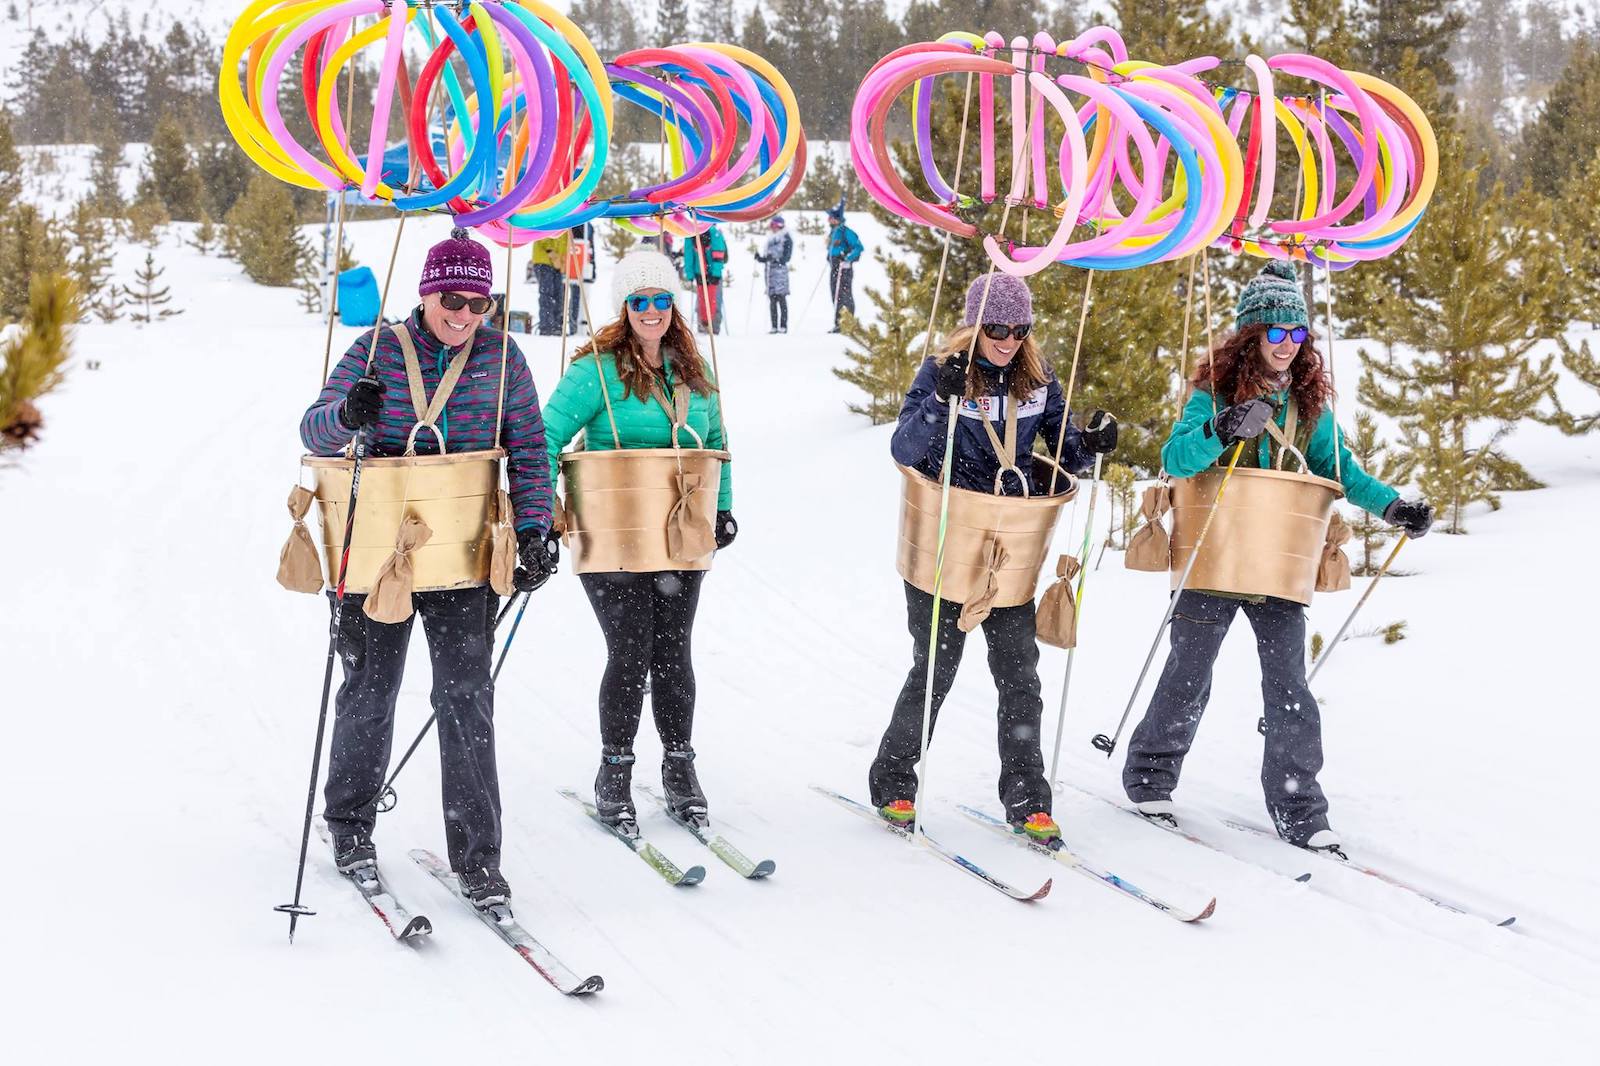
left=1192, top=323, right=1334, bottom=418
left=935, top=325, right=1049, bottom=401
left=575, top=304, right=717, bottom=400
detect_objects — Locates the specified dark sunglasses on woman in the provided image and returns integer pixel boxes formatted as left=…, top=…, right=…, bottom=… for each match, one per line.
left=627, top=293, right=676, bottom=313
left=1266, top=325, right=1309, bottom=345
left=438, top=292, right=493, bottom=314
left=980, top=323, right=1031, bottom=341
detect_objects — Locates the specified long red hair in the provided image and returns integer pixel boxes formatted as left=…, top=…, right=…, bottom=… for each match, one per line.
left=1192, top=324, right=1334, bottom=417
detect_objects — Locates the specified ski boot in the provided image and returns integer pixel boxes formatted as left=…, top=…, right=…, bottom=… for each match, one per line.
left=878, top=799, right=916, bottom=829
left=332, top=832, right=377, bottom=877
left=1303, top=828, right=1347, bottom=860
left=661, top=747, right=709, bottom=827
left=594, top=747, right=638, bottom=833
left=458, top=866, right=512, bottom=912
left=1014, top=811, right=1062, bottom=844
left=1134, top=798, right=1179, bottom=829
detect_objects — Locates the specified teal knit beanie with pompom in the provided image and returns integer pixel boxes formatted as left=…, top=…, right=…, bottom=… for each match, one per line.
left=1234, top=260, right=1308, bottom=330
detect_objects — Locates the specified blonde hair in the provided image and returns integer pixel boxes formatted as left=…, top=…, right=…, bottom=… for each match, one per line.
left=935, top=325, right=1049, bottom=401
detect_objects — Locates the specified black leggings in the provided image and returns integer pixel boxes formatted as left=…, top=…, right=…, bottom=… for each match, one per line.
left=768, top=293, right=788, bottom=329
left=579, top=571, right=706, bottom=751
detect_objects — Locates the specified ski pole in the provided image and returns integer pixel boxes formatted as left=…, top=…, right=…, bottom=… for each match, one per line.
left=798, top=262, right=828, bottom=325
left=374, top=588, right=532, bottom=814
left=275, top=428, right=369, bottom=943
left=1046, top=452, right=1103, bottom=787
left=1092, top=441, right=1245, bottom=758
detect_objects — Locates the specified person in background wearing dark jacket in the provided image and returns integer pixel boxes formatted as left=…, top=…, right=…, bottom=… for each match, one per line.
left=299, top=228, right=558, bottom=912
left=684, top=224, right=729, bottom=334
left=1122, top=260, right=1433, bottom=855
left=753, top=215, right=792, bottom=333
left=869, top=273, right=1119, bottom=840
left=826, top=201, right=862, bottom=333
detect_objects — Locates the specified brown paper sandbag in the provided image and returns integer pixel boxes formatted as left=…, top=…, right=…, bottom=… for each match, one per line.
left=1315, top=511, right=1353, bottom=593
left=1036, top=554, right=1084, bottom=649
left=488, top=490, right=518, bottom=598
left=666, top=471, right=716, bottom=562
left=958, top=537, right=1010, bottom=633
left=276, top=485, right=324, bottom=594
left=1125, top=483, right=1173, bottom=571
left=363, top=514, right=434, bottom=624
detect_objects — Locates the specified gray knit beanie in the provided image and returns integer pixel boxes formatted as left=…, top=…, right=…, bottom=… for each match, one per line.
left=962, top=273, right=1032, bottom=327
left=1235, top=260, right=1308, bottom=329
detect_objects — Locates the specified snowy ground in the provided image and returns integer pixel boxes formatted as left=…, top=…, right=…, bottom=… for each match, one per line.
left=3, top=212, right=1598, bottom=1064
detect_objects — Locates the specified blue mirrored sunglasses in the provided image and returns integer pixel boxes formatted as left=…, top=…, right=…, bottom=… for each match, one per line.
left=1266, top=325, right=1309, bottom=345
left=627, top=293, right=675, bottom=313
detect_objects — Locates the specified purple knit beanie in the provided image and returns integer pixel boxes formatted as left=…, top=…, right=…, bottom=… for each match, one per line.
left=963, top=273, right=1032, bottom=327
left=419, top=227, right=494, bottom=297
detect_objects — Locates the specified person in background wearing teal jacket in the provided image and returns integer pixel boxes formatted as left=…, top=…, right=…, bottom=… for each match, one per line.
left=541, top=250, right=736, bottom=831
left=826, top=200, right=863, bottom=333
left=1122, top=260, right=1433, bottom=855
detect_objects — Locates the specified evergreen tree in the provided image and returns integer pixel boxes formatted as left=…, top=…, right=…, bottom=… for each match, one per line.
left=1365, top=0, right=1465, bottom=91
left=1557, top=147, right=1600, bottom=326
left=88, top=120, right=126, bottom=216
left=223, top=173, right=303, bottom=286
left=120, top=252, right=181, bottom=323
left=739, top=3, right=774, bottom=57
left=1283, top=0, right=1363, bottom=71
left=656, top=0, right=690, bottom=42
left=1343, top=411, right=1400, bottom=574
left=124, top=197, right=170, bottom=247
left=1105, top=0, right=1230, bottom=67
left=0, top=203, right=69, bottom=322
left=0, top=274, right=78, bottom=460
left=189, top=209, right=220, bottom=256
left=1517, top=40, right=1600, bottom=198
left=1548, top=337, right=1600, bottom=437
left=0, top=110, right=21, bottom=213
left=569, top=0, right=640, bottom=56
left=693, top=0, right=738, bottom=42
left=65, top=200, right=115, bottom=323
left=137, top=110, right=206, bottom=221
left=1356, top=143, right=1566, bottom=533
left=834, top=257, right=931, bottom=423
left=193, top=139, right=254, bottom=220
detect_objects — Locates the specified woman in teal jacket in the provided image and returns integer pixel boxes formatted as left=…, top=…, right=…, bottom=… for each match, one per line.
left=542, top=250, right=736, bottom=831
left=1122, top=261, right=1433, bottom=854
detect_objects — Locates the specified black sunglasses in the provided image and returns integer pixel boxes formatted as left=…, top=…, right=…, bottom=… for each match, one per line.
left=438, top=292, right=493, bottom=314
left=1266, top=325, right=1309, bottom=345
left=981, top=323, right=1032, bottom=342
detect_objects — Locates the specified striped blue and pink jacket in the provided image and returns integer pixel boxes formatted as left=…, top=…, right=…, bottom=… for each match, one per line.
left=300, top=308, right=554, bottom=534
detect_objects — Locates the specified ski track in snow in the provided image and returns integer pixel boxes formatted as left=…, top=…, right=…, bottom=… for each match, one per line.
left=3, top=212, right=1598, bottom=1064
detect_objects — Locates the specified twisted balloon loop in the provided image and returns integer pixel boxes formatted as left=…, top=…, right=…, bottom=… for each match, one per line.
left=219, top=0, right=806, bottom=245
left=853, top=27, right=1437, bottom=274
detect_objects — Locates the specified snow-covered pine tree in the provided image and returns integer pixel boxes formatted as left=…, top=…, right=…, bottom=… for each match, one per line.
left=295, top=229, right=355, bottom=314
left=89, top=121, right=126, bottom=216
left=1365, top=0, right=1465, bottom=92
left=833, top=256, right=929, bottom=424
left=189, top=209, right=219, bottom=256
left=224, top=172, right=303, bottom=286
left=0, top=203, right=69, bottom=322
left=66, top=200, right=116, bottom=323
left=1517, top=39, right=1600, bottom=198
left=0, top=274, right=77, bottom=460
left=120, top=252, right=182, bottom=323
left=1547, top=336, right=1600, bottom=438
left=0, top=110, right=21, bottom=213
left=125, top=197, right=170, bottom=247
left=1557, top=147, right=1600, bottom=327
left=138, top=111, right=206, bottom=221
left=655, top=0, right=688, bottom=42
left=1355, top=136, right=1565, bottom=533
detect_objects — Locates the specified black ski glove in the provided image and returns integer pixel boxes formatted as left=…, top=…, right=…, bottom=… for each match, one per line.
left=339, top=375, right=385, bottom=431
left=1080, top=409, right=1118, bottom=455
left=934, top=351, right=969, bottom=402
left=1382, top=497, right=1434, bottom=538
left=714, top=510, right=738, bottom=550
left=1208, top=397, right=1274, bottom=445
left=514, top=528, right=559, bottom=593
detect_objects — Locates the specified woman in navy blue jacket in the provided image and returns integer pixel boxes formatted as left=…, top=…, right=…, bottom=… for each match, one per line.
left=868, top=274, right=1118, bottom=840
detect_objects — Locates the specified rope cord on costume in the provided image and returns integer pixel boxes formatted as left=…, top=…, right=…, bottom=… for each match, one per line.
left=918, top=72, right=976, bottom=363
left=1201, top=245, right=1218, bottom=419
left=318, top=63, right=359, bottom=385
left=1318, top=87, right=1342, bottom=484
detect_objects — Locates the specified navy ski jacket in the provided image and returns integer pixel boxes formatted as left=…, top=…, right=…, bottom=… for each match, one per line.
left=891, top=356, right=1094, bottom=495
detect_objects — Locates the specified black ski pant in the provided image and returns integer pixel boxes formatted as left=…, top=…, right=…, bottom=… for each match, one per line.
left=768, top=293, right=788, bottom=330
left=322, top=586, right=503, bottom=874
left=1122, top=590, right=1330, bottom=844
left=534, top=262, right=562, bottom=334
left=579, top=571, right=706, bottom=752
left=869, top=581, right=1050, bottom=823
left=830, top=260, right=854, bottom=326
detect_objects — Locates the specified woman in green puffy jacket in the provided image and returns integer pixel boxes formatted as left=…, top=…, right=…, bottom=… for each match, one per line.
left=542, top=250, right=735, bottom=833
left=1121, top=260, right=1433, bottom=855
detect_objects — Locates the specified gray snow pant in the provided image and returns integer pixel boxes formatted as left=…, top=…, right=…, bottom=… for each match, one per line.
left=322, top=586, right=503, bottom=874
left=1122, top=590, right=1330, bottom=844
left=869, top=582, right=1051, bottom=823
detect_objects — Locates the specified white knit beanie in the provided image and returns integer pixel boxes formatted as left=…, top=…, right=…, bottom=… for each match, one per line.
left=611, top=249, right=679, bottom=311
